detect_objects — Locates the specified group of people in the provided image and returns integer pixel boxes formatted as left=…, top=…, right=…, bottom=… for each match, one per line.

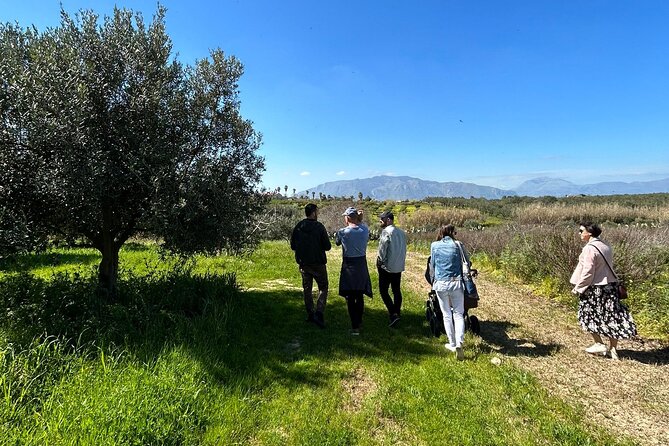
left=290, top=204, right=406, bottom=335
left=291, top=203, right=637, bottom=361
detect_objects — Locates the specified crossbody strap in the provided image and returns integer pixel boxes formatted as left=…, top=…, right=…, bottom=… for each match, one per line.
left=589, top=242, right=619, bottom=282
left=455, top=241, right=470, bottom=275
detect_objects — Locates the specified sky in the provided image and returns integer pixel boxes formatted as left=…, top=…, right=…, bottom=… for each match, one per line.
left=2, top=1, right=669, bottom=193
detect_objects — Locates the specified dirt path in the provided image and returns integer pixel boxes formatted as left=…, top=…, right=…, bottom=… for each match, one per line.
left=402, top=251, right=669, bottom=446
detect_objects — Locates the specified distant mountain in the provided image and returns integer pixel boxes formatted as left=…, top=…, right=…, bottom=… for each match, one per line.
left=297, top=175, right=669, bottom=200
left=298, top=175, right=516, bottom=200
left=514, top=177, right=669, bottom=197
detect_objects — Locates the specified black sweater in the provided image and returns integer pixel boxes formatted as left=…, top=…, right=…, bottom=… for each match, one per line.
left=290, top=218, right=332, bottom=265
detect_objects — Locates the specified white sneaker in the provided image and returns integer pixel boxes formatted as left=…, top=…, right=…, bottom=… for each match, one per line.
left=609, top=347, right=619, bottom=360
left=585, top=343, right=608, bottom=356
left=445, top=344, right=457, bottom=352
left=456, top=347, right=464, bottom=361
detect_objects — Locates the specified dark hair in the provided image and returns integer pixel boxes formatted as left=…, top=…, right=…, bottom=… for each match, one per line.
left=305, top=203, right=318, bottom=217
left=580, top=221, right=602, bottom=237
left=437, top=224, right=457, bottom=241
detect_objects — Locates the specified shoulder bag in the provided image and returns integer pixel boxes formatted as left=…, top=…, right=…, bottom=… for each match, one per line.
left=456, top=241, right=479, bottom=306
left=590, top=243, right=628, bottom=299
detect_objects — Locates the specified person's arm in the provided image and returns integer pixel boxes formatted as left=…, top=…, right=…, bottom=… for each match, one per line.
left=377, top=230, right=389, bottom=266
left=320, top=224, right=332, bottom=251
left=335, top=229, right=342, bottom=246
left=572, top=246, right=596, bottom=294
left=290, top=226, right=297, bottom=251
left=460, top=242, right=472, bottom=267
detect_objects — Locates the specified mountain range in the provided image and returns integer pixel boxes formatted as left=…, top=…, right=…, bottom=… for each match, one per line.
left=297, top=175, right=669, bottom=200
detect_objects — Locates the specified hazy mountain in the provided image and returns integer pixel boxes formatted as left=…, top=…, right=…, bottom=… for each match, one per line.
left=514, top=177, right=669, bottom=197
left=297, top=175, right=669, bottom=200
left=298, top=175, right=516, bottom=200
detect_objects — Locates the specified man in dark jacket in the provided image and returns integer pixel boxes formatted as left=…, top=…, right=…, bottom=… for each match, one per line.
left=290, top=203, right=332, bottom=327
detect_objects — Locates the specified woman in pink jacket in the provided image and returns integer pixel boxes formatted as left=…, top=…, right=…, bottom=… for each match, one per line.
left=570, top=222, right=636, bottom=360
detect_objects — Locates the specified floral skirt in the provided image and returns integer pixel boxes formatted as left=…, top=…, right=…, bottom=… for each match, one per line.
left=578, top=283, right=637, bottom=339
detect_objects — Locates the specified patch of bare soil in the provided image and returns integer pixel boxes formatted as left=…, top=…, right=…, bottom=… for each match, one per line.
left=342, top=366, right=378, bottom=413
left=404, top=252, right=669, bottom=446
left=245, top=278, right=302, bottom=292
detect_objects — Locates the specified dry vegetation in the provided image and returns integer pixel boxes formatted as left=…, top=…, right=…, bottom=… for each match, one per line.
left=402, top=253, right=669, bottom=446
left=512, top=202, right=669, bottom=225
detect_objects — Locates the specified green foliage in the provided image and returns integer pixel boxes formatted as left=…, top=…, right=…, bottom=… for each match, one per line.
left=0, top=241, right=634, bottom=445
left=0, top=261, right=238, bottom=346
left=0, top=6, right=265, bottom=291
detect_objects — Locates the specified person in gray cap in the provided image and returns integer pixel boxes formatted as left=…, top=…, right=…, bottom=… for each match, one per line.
left=335, top=207, right=372, bottom=335
left=290, top=203, right=332, bottom=328
left=377, top=210, right=407, bottom=327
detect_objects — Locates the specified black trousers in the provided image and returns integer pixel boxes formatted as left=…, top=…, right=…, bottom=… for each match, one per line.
left=345, top=292, right=365, bottom=329
left=378, top=267, right=402, bottom=318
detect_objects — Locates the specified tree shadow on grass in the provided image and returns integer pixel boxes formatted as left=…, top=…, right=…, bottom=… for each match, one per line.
left=476, top=320, right=562, bottom=357
left=1, top=272, right=467, bottom=392
left=0, top=251, right=100, bottom=273
left=176, top=289, right=440, bottom=390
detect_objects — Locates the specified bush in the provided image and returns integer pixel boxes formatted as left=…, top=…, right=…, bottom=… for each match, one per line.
left=398, top=208, right=483, bottom=234
left=0, top=266, right=239, bottom=345
left=255, top=205, right=303, bottom=240
left=512, top=202, right=669, bottom=225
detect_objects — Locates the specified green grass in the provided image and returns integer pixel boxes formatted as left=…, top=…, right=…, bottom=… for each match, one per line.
left=0, top=241, right=636, bottom=445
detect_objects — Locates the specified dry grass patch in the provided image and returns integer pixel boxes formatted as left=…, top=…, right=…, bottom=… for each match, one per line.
left=402, top=252, right=669, bottom=446
left=246, top=278, right=302, bottom=292
left=341, top=366, right=378, bottom=413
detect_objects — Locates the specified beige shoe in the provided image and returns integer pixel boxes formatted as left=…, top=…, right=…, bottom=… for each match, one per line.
left=445, top=344, right=457, bottom=352
left=585, top=343, right=608, bottom=356
left=609, top=347, right=619, bottom=360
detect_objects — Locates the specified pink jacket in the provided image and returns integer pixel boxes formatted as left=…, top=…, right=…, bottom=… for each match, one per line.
left=570, top=238, right=617, bottom=295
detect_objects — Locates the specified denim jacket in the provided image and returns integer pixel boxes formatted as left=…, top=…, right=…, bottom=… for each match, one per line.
left=430, top=237, right=464, bottom=281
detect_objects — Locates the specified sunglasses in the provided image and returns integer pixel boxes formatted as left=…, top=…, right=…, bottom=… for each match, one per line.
left=578, top=229, right=585, bottom=233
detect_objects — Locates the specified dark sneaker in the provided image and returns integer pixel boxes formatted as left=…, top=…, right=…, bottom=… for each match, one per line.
left=389, top=315, right=400, bottom=328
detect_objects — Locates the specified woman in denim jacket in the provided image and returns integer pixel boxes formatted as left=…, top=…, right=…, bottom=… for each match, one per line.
left=430, top=224, right=471, bottom=360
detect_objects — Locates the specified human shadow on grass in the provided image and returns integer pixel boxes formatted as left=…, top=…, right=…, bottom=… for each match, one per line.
left=617, top=346, right=669, bottom=365
left=476, top=320, right=562, bottom=357
left=170, top=288, right=445, bottom=390
left=1, top=271, right=462, bottom=392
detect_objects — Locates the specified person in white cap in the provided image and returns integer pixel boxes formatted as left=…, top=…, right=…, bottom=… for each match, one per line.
left=335, top=207, right=372, bottom=335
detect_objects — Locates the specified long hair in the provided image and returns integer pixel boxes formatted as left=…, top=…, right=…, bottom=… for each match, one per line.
left=437, top=224, right=457, bottom=241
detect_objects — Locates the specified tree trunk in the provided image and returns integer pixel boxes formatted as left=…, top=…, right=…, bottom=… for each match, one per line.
left=97, top=205, right=120, bottom=298
left=98, top=240, right=120, bottom=298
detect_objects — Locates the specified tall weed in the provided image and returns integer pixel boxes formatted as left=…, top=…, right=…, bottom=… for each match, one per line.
left=513, top=202, right=669, bottom=225
left=399, top=208, right=483, bottom=233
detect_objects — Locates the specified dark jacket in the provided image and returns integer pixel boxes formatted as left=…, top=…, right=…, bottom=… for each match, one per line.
left=290, top=218, right=332, bottom=265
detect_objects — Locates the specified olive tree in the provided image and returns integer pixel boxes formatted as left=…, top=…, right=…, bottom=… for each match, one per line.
left=0, top=6, right=266, bottom=294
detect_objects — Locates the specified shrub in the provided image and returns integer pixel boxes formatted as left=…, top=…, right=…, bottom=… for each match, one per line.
left=512, top=202, right=669, bottom=225
left=255, top=205, right=303, bottom=241
left=0, top=266, right=239, bottom=345
left=398, top=208, right=482, bottom=234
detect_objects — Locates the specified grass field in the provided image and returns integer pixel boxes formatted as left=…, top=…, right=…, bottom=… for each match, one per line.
left=0, top=241, right=636, bottom=445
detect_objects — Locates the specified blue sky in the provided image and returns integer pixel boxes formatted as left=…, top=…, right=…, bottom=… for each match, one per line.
left=3, top=1, right=669, bottom=192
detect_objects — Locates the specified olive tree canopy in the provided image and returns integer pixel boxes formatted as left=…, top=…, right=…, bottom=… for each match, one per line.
left=0, top=6, right=266, bottom=293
